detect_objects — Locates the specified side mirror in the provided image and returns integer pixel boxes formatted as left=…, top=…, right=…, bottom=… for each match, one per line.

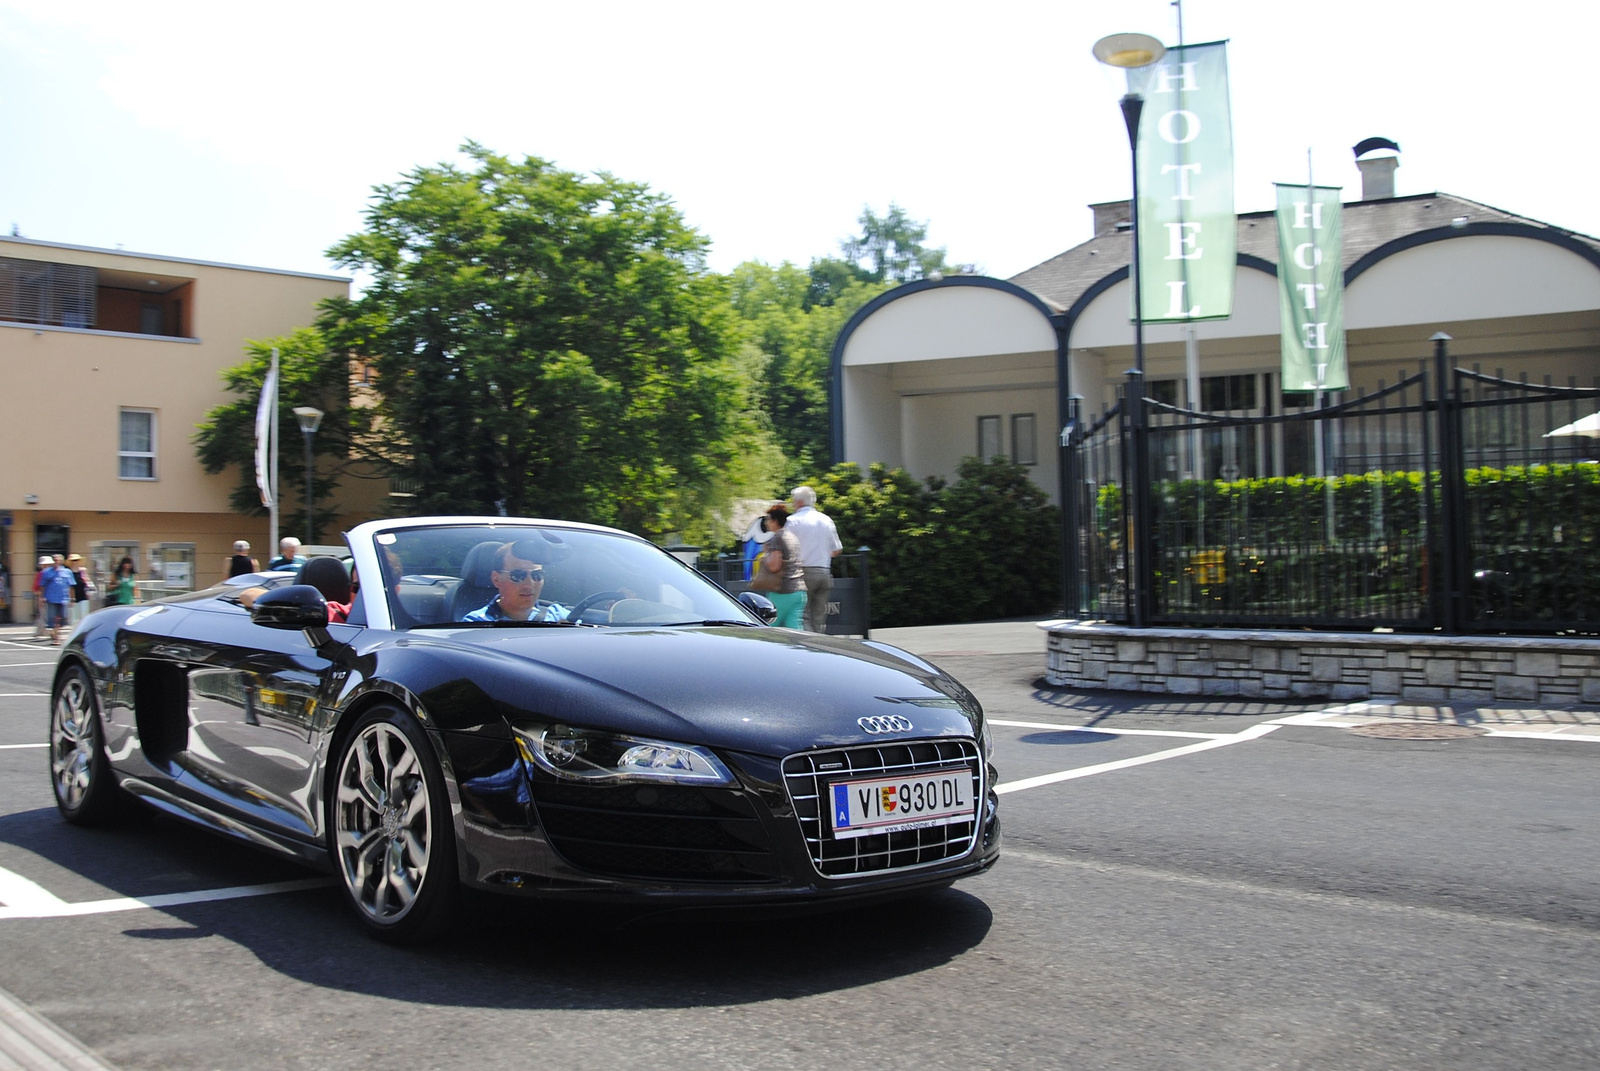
left=250, top=585, right=331, bottom=630
left=737, top=590, right=778, bottom=625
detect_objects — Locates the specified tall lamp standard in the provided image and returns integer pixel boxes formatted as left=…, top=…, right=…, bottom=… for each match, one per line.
left=1092, top=32, right=1166, bottom=627
left=1092, top=32, right=1166, bottom=370
left=292, top=407, right=323, bottom=544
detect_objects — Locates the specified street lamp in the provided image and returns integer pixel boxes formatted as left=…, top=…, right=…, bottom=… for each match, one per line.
left=1093, top=32, right=1166, bottom=628
left=292, top=407, right=323, bottom=544
left=1091, top=32, right=1166, bottom=375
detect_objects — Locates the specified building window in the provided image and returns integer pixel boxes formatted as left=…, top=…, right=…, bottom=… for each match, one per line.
left=1201, top=373, right=1258, bottom=412
left=978, top=415, right=1002, bottom=461
left=1011, top=413, right=1037, bottom=465
left=119, top=409, right=157, bottom=480
left=1149, top=379, right=1181, bottom=407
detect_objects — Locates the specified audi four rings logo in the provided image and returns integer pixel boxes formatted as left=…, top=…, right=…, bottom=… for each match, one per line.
left=858, top=715, right=914, bottom=734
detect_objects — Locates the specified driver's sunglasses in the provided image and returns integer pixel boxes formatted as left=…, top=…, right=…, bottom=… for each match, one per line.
left=503, top=568, right=544, bottom=583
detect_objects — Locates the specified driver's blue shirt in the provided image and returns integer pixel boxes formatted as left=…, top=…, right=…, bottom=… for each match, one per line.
left=462, top=596, right=573, bottom=623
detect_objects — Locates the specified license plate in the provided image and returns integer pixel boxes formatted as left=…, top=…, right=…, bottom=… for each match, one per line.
left=828, top=767, right=976, bottom=839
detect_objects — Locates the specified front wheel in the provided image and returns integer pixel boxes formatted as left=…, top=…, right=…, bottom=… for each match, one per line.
left=330, top=705, right=459, bottom=943
left=49, top=664, right=123, bottom=824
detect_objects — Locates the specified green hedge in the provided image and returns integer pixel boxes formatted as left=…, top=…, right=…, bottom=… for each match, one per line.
left=814, top=457, right=1062, bottom=628
left=1096, top=463, right=1600, bottom=623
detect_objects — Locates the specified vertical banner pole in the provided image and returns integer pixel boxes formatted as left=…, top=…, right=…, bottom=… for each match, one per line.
left=269, top=347, right=280, bottom=554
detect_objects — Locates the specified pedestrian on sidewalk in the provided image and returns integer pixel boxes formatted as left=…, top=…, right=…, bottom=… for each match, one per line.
left=227, top=540, right=258, bottom=579
left=39, top=554, right=74, bottom=645
left=31, top=557, right=49, bottom=640
left=66, top=554, right=94, bottom=626
left=110, top=556, right=138, bottom=606
left=267, top=536, right=306, bottom=574
left=785, top=485, right=842, bottom=633
left=758, top=505, right=808, bottom=629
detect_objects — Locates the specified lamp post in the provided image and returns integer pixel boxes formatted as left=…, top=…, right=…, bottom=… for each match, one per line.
left=292, top=407, right=323, bottom=544
left=1092, top=32, right=1166, bottom=375
left=1093, top=32, right=1166, bottom=627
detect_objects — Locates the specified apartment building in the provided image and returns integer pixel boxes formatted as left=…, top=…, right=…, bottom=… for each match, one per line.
left=0, top=236, right=385, bottom=618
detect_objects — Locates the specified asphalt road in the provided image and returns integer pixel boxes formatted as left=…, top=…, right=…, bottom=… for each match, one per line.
left=0, top=635, right=1597, bottom=1070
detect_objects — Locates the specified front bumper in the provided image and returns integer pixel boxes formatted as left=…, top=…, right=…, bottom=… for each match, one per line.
left=438, top=730, right=1001, bottom=903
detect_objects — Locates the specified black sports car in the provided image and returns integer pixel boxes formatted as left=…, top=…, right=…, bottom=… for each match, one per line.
left=49, top=517, right=1000, bottom=941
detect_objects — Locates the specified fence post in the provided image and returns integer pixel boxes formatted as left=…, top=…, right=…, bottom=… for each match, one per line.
left=1432, top=332, right=1466, bottom=633
left=856, top=546, right=871, bottom=639
left=1060, top=395, right=1082, bottom=617
left=1125, top=368, right=1152, bottom=627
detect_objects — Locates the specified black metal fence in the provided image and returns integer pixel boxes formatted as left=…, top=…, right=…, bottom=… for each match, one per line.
left=1064, top=337, right=1600, bottom=634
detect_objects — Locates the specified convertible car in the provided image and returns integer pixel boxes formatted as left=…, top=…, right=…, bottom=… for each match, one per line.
left=48, top=517, right=1000, bottom=941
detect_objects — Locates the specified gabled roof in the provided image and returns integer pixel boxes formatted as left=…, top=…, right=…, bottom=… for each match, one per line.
left=1008, top=192, right=1600, bottom=313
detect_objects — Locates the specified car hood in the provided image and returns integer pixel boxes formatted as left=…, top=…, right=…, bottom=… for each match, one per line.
left=424, top=625, right=981, bottom=756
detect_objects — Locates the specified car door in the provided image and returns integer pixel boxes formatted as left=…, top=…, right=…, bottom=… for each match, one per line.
left=170, top=605, right=352, bottom=843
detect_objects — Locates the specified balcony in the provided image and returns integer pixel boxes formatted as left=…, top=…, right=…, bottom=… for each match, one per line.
left=0, top=257, right=193, bottom=338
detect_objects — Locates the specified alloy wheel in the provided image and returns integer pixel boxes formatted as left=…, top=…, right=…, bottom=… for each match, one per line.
left=50, top=671, right=96, bottom=810
left=334, top=722, right=433, bottom=924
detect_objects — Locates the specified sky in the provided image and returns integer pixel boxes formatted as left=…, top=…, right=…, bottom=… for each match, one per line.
left=3, top=0, right=1598, bottom=285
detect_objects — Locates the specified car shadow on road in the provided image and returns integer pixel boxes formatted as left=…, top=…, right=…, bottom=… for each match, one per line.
left=0, top=805, right=995, bottom=1010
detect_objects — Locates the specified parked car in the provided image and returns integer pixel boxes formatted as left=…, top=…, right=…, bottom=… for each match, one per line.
left=48, top=517, right=1000, bottom=941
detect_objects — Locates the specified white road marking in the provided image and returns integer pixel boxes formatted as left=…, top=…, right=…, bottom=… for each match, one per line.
left=0, top=868, right=67, bottom=914
left=0, top=867, right=333, bottom=920
left=0, top=744, right=46, bottom=750
left=990, top=719, right=1225, bottom=740
left=0, top=663, right=58, bottom=669
left=1482, top=728, right=1600, bottom=743
left=996, top=722, right=1281, bottom=795
left=1266, top=707, right=1600, bottom=743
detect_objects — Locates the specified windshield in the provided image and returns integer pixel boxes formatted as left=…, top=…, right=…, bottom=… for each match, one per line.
left=370, top=523, right=756, bottom=630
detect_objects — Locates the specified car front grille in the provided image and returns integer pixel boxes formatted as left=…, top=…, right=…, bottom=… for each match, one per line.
left=782, top=739, right=982, bottom=879
left=531, top=781, right=780, bottom=883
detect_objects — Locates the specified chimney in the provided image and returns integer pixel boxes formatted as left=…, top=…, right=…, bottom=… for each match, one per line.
left=1353, top=137, right=1400, bottom=200
left=1089, top=199, right=1132, bottom=237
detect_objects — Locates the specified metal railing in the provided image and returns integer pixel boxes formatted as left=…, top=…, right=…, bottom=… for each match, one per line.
left=1064, top=337, right=1600, bottom=634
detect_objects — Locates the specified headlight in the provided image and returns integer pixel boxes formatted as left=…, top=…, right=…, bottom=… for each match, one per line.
left=513, top=726, right=735, bottom=786
left=979, top=716, right=993, bottom=759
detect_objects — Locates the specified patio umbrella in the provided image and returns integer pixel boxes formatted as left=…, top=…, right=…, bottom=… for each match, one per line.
left=1543, top=412, right=1600, bottom=438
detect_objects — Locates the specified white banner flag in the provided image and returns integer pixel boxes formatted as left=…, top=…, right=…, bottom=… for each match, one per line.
left=255, top=364, right=277, bottom=507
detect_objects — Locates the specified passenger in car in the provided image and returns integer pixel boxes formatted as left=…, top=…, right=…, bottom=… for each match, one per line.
left=462, top=541, right=572, bottom=623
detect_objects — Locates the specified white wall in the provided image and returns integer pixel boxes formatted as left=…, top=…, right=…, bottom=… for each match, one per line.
left=842, top=363, right=903, bottom=470
left=902, top=387, right=1059, bottom=503
left=1069, top=268, right=1281, bottom=350
left=842, top=285, right=1056, bottom=366
left=1346, top=235, right=1600, bottom=328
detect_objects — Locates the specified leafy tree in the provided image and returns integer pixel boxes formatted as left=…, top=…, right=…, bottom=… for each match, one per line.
left=318, top=142, right=749, bottom=536
left=727, top=261, right=888, bottom=471
left=193, top=327, right=357, bottom=542
left=806, top=203, right=953, bottom=309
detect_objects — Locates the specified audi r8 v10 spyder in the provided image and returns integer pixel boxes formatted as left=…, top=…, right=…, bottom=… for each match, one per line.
left=48, top=517, right=1000, bottom=941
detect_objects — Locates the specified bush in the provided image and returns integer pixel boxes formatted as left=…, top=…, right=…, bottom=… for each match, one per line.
left=813, top=457, right=1061, bottom=628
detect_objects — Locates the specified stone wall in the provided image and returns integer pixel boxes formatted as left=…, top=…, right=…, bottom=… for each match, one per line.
left=1044, top=623, right=1600, bottom=705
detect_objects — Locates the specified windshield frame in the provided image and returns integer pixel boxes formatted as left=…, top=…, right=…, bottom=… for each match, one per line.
left=345, top=516, right=756, bottom=633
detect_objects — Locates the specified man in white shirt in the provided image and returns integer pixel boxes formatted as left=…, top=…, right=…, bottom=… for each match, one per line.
left=785, top=485, right=842, bottom=632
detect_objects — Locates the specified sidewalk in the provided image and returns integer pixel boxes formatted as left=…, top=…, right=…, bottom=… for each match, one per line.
left=873, top=617, right=1600, bottom=740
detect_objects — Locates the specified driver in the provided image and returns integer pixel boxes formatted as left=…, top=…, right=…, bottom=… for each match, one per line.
left=462, top=541, right=572, bottom=623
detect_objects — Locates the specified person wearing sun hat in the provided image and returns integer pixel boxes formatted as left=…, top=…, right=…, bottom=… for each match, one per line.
left=39, top=554, right=75, bottom=644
